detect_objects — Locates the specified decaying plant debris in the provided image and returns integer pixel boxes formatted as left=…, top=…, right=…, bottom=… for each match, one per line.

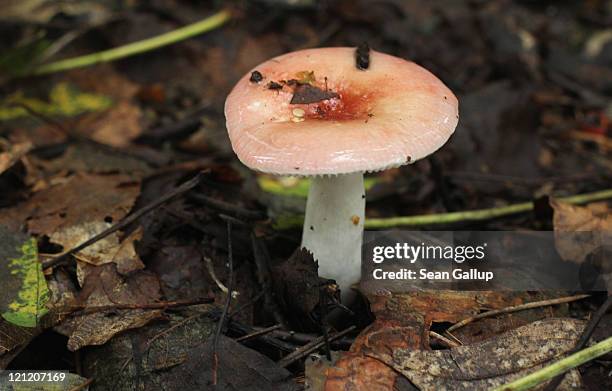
left=0, top=1, right=611, bottom=390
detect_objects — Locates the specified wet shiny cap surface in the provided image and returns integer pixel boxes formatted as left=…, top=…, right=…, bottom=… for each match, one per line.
left=224, top=47, right=459, bottom=175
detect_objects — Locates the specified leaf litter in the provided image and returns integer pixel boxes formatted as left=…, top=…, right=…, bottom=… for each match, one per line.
left=0, top=0, right=611, bottom=389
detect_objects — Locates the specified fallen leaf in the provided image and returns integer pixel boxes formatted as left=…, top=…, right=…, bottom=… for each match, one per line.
left=0, top=318, right=39, bottom=369
left=56, top=263, right=162, bottom=351
left=24, top=173, right=141, bottom=271
left=550, top=199, right=611, bottom=264
left=0, top=140, right=31, bottom=176
left=89, top=101, right=143, bottom=147
left=177, top=334, right=299, bottom=391
left=30, top=142, right=151, bottom=179
left=0, top=225, right=48, bottom=327
left=366, top=318, right=585, bottom=391
left=325, top=290, right=530, bottom=390
left=82, top=311, right=216, bottom=390
left=0, top=82, right=112, bottom=121
left=305, top=352, right=342, bottom=391
left=550, top=199, right=612, bottom=290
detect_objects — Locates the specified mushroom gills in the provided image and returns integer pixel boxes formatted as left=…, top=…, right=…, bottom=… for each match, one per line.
left=301, top=172, right=364, bottom=301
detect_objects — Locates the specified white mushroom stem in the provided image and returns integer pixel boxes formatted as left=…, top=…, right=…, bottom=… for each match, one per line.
left=301, top=172, right=365, bottom=301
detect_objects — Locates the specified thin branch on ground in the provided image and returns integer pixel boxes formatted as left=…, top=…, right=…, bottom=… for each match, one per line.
left=42, top=171, right=206, bottom=270
left=190, top=193, right=267, bottom=221
left=29, top=10, right=231, bottom=76
left=429, top=331, right=461, bottom=348
left=366, top=189, right=612, bottom=228
left=224, top=315, right=296, bottom=352
left=62, top=297, right=213, bottom=316
left=235, top=324, right=283, bottom=342
left=248, top=326, right=354, bottom=348
left=446, top=294, right=590, bottom=333
left=212, top=219, right=234, bottom=386
left=203, top=255, right=239, bottom=298
left=276, top=188, right=612, bottom=229
left=278, top=326, right=356, bottom=368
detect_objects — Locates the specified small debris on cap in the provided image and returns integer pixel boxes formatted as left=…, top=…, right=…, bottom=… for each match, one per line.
left=295, top=70, right=316, bottom=85
left=290, top=84, right=339, bottom=104
left=351, top=215, right=360, bottom=225
left=267, top=81, right=283, bottom=90
left=292, top=108, right=305, bottom=118
left=250, top=70, right=263, bottom=83
left=355, top=42, right=370, bottom=70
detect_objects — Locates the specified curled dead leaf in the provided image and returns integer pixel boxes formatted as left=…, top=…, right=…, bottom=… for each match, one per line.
left=550, top=198, right=611, bottom=264
left=365, top=318, right=585, bottom=391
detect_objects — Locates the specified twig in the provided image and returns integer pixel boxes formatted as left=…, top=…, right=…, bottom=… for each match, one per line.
left=30, top=10, right=231, bottom=75
left=203, top=255, right=239, bottom=298
left=212, top=219, right=234, bottom=386
left=61, top=298, right=213, bottom=316
left=251, top=233, right=288, bottom=326
left=223, top=315, right=296, bottom=352
left=235, top=324, right=283, bottom=342
left=494, top=335, right=612, bottom=391
left=42, top=171, right=206, bottom=269
left=446, top=294, right=590, bottom=333
left=278, top=326, right=356, bottom=368
left=190, top=193, right=267, bottom=221
left=248, top=326, right=354, bottom=348
left=275, top=188, right=612, bottom=229
left=365, top=189, right=612, bottom=228
left=429, top=331, right=461, bottom=348
left=544, top=295, right=612, bottom=391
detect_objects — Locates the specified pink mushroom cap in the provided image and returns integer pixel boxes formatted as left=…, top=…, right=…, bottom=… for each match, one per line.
left=224, top=47, right=459, bottom=176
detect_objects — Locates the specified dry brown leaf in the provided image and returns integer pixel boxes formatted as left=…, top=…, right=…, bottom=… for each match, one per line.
left=0, top=140, right=31, bottom=175
left=67, top=66, right=139, bottom=100
left=550, top=199, right=611, bottom=264
left=89, top=101, right=143, bottom=147
left=325, top=290, right=539, bottom=390
left=56, top=263, right=162, bottom=351
left=26, top=173, right=138, bottom=233
left=24, top=173, right=141, bottom=272
left=366, top=318, right=585, bottom=391
left=30, top=142, right=151, bottom=180
left=0, top=318, right=39, bottom=369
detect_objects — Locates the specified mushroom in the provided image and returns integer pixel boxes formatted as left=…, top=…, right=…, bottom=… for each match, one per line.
left=225, top=47, right=458, bottom=300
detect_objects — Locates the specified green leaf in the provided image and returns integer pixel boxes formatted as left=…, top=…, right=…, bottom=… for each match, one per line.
left=0, top=225, right=49, bottom=328
left=0, top=82, right=112, bottom=121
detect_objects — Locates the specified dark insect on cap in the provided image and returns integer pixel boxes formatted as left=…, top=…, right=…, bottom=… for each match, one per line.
left=355, top=42, right=370, bottom=70
left=250, top=70, right=263, bottom=83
